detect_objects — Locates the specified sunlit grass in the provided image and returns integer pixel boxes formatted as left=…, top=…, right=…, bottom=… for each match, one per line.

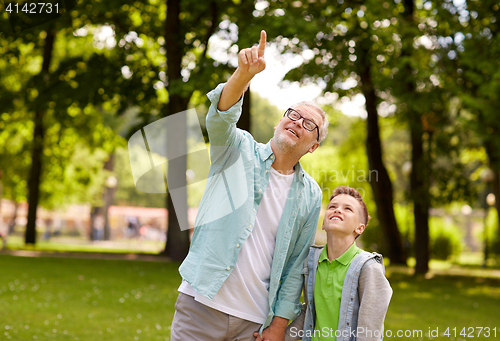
left=0, top=255, right=181, bottom=341
left=451, top=252, right=500, bottom=268
left=5, top=235, right=164, bottom=254
left=402, top=255, right=499, bottom=270
left=386, top=273, right=500, bottom=340
left=2, top=255, right=500, bottom=341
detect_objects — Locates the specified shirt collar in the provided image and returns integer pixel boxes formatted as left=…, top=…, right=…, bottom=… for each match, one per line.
left=261, top=140, right=274, bottom=161
left=318, top=242, right=360, bottom=265
left=318, top=246, right=330, bottom=263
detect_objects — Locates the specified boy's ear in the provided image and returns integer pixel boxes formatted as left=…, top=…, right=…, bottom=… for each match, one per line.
left=355, top=224, right=366, bottom=236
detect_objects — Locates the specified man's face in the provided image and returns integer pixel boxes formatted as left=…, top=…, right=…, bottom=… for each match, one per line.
left=273, top=105, right=322, bottom=155
left=322, top=194, right=365, bottom=238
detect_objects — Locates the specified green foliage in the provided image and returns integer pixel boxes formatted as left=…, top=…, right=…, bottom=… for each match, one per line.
left=250, top=91, right=282, bottom=144
left=248, top=0, right=495, bottom=262
left=41, top=143, right=111, bottom=210
left=113, top=147, right=166, bottom=208
left=431, top=232, right=461, bottom=261
left=0, top=0, right=276, bottom=225
left=1, top=0, right=498, bottom=256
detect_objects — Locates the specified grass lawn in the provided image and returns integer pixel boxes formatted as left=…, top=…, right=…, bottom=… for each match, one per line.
left=385, top=272, right=500, bottom=340
left=1, top=255, right=500, bottom=341
left=5, top=235, right=165, bottom=254
left=0, top=255, right=181, bottom=341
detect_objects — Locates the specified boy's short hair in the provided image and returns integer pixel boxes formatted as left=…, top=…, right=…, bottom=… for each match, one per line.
left=330, top=186, right=371, bottom=227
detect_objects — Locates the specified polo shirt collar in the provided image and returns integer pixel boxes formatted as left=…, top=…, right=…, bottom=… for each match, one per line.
left=318, top=246, right=329, bottom=263
left=318, top=242, right=359, bottom=265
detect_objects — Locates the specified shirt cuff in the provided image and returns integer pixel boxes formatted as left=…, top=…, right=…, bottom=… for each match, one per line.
left=207, top=82, right=245, bottom=125
left=274, top=300, right=302, bottom=321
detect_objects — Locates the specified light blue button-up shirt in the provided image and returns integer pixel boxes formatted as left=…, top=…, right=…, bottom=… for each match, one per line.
left=178, top=83, right=322, bottom=330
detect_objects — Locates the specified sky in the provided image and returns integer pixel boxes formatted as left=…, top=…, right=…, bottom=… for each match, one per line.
left=207, top=34, right=368, bottom=117
left=250, top=44, right=368, bottom=117
left=91, top=24, right=369, bottom=117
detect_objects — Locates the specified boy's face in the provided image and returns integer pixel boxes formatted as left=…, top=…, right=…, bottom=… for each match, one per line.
left=322, top=194, right=366, bottom=238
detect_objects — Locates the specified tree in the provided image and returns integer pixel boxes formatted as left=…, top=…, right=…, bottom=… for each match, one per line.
left=25, top=29, right=56, bottom=244
left=391, top=0, right=432, bottom=274
left=254, top=0, right=407, bottom=264
left=435, top=0, right=500, bottom=254
left=1, top=5, right=158, bottom=244
left=93, top=0, right=237, bottom=260
left=161, top=0, right=191, bottom=261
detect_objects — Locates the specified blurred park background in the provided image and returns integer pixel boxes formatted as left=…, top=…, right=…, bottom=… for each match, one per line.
left=1, top=0, right=500, bottom=339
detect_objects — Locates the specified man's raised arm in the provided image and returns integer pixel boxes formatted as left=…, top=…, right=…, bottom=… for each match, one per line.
left=217, top=30, right=267, bottom=111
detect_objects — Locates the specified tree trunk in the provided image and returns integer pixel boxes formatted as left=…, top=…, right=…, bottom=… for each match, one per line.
left=103, top=154, right=116, bottom=240
left=356, top=35, right=407, bottom=265
left=484, top=142, right=500, bottom=254
left=0, top=169, right=3, bottom=233
left=160, top=0, right=190, bottom=261
left=9, top=201, right=18, bottom=234
left=492, top=169, right=500, bottom=254
left=410, top=117, right=430, bottom=274
left=399, top=0, right=430, bottom=274
left=89, top=154, right=115, bottom=241
left=26, top=29, right=55, bottom=245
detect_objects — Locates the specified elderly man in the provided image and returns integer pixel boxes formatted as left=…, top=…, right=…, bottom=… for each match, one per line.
left=171, top=30, right=329, bottom=341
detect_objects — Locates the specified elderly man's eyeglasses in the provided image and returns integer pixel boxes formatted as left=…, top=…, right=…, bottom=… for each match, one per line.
left=283, top=108, right=320, bottom=141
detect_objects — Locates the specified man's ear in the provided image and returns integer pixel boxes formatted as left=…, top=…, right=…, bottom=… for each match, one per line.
left=308, top=141, right=320, bottom=154
left=355, top=224, right=366, bottom=236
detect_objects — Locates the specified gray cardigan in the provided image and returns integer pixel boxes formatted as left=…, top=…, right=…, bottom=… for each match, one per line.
left=285, top=246, right=393, bottom=341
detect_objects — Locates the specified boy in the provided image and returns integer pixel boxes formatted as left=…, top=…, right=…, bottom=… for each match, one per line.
left=285, top=186, right=392, bottom=341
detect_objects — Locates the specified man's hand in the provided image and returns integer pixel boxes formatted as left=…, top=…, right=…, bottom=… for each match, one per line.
left=253, top=316, right=288, bottom=341
left=218, top=30, right=267, bottom=111
left=238, top=30, right=267, bottom=76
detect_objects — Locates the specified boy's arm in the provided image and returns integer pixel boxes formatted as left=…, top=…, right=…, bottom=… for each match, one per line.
left=357, top=262, right=393, bottom=341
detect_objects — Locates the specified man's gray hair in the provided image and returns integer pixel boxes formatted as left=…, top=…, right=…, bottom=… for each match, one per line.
left=290, top=101, right=329, bottom=143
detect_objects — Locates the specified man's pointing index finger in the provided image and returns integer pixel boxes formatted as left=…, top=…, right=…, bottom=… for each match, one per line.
left=258, top=30, right=267, bottom=56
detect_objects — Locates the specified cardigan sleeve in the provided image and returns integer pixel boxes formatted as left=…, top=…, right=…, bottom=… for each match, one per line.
left=356, top=261, right=393, bottom=341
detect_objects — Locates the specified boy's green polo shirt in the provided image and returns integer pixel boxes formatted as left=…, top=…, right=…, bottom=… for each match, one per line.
left=311, top=242, right=361, bottom=340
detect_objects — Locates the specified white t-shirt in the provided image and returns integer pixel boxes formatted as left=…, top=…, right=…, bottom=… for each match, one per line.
left=179, top=166, right=294, bottom=323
